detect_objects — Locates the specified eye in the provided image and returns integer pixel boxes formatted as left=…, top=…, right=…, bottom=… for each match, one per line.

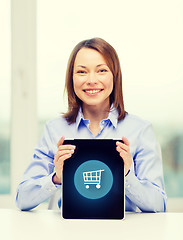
left=98, top=69, right=108, bottom=73
left=77, top=70, right=87, bottom=74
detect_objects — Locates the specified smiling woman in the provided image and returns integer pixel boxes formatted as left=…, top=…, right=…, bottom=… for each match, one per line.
left=64, top=38, right=125, bottom=125
left=34, top=0, right=183, bottom=210
left=16, top=37, right=166, bottom=212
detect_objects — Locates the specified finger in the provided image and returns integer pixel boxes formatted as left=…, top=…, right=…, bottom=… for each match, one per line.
left=116, top=142, right=129, bottom=152
left=116, top=137, right=130, bottom=151
left=57, top=136, right=65, bottom=148
left=58, top=153, right=72, bottom=164
left=122, top=136, right=130, bottom=146
left=58, top=144, right=76, bottom=151
left=54, top=152, right=72, bottom=166
left=116, top=145, right=123, bottom=153
left=54, top=147, right=75, bottom=161
left=56, top=149, right=75, bottom=159
left=119, top=150, right=128, bottom=159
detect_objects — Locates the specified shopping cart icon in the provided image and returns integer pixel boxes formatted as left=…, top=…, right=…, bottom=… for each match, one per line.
left=83, top=169, right=104, bottom=189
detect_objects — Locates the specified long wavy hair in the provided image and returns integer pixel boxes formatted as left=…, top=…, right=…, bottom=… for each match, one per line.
left=63, top=37, right=126, bottom=124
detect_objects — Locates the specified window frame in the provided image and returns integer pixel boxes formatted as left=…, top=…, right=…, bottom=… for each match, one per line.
left=0, top=0, right=37, bottom=208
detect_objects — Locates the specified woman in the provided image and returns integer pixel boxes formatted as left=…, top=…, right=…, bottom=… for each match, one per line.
left=16, top=38, right=167, bottom=212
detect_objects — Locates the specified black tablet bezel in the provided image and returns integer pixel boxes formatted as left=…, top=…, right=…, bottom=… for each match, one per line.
left=62, top=139, right=125, bottom=220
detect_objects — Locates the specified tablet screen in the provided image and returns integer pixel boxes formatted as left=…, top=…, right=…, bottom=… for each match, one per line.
left=62, top=139, right=124, bottom=219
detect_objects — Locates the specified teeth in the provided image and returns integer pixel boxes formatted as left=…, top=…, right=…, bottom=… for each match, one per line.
left=85, top=89, right=101, bottom=94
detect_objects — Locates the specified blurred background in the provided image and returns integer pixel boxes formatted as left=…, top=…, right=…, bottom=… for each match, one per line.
left=0, top=0, right=183, bottom=211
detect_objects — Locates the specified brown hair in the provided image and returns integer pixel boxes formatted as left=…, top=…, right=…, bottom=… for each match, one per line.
left=63, top=37, right=126, bottom=124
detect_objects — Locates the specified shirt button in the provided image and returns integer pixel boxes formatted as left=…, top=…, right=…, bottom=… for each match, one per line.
left=127, top=184, right=130, bottom=188
left=102, top=121, right=105, bottom=125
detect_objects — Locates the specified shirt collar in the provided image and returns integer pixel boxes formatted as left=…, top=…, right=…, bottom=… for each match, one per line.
left=107, top=106, right=118, bottom=128
left=75, top=108, right=89, bottom=129
left=75, top=106, right=118, bottom=130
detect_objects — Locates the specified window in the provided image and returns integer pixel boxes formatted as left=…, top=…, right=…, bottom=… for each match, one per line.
left=0, top=0, right=11, bottom=194
left=0, top=0, right=37, bottom=208
left=37, top=0, right=183, bottom=198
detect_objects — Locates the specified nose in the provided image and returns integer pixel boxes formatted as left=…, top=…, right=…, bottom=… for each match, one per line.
left=86, top=72, right=97, bottom=85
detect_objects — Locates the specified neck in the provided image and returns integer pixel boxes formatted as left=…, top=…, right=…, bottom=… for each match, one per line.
left=82, top=104, right=110, bottom=124
left=82, top=103, right=111, bottom=137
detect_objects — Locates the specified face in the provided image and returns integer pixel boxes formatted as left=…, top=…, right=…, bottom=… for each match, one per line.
left=73, top=48, right=113, bottom=110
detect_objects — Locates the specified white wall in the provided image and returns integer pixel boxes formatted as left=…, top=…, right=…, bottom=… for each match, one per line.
left=0, top=0, right=183, bottom=210
left=37, top=0, right=183, bottom=127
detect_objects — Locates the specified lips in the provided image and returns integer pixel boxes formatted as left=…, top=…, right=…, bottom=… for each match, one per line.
left=83, top=89, right=103, bottom=94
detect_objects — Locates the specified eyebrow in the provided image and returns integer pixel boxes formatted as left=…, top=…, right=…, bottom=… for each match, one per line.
left=97, top=64, right=108, bottom=67
left=76, top=65, right=87, bottom=68
left=76, top=64, right=107, bottom=68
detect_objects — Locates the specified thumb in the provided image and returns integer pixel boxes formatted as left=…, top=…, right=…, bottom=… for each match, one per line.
left=57, top=136, right=65, bottom=148
left=122, top=136, right=130, bottom=146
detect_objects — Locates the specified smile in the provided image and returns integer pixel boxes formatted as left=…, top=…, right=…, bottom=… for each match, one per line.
left=83, top=89, right=103, bottom=94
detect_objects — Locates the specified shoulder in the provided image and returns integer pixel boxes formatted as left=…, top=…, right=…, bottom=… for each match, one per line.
left=44, top=115, right=70, bottom=132
left=121, top=113, right=151, bottom=129
left=116, top=113, right=154, bottom=140
left=118, top=114, right=157, bottom=155
left=122, top=113, right=157, bottom=146
left=46, top=115, right=68, bottom=126
left=41, top=115, right=75, bottom=146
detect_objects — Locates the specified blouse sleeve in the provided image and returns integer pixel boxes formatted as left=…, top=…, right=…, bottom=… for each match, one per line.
left=16, top=122, right=60, bottom=211
left=125, top=122, right=167, bottom=212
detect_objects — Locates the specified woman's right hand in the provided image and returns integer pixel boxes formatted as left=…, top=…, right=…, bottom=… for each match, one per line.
left=52, top=136, right=76, bottom=184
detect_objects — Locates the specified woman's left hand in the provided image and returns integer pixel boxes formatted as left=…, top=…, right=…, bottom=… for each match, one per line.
left=116, top=137, right=133, bottom=176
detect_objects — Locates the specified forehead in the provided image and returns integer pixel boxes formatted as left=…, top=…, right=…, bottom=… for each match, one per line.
left=74, top=48, right=107, bottom=66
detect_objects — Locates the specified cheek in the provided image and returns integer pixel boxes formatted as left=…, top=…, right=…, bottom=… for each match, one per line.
left=106, top=75, right=114, bottom=92
left=73, top=76, right=83, bottom=90
left=99, top=73, right=113, bottom=88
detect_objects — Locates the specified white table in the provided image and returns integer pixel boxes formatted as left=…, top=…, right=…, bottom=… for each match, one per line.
left=0, top=209, right=182, bottom=240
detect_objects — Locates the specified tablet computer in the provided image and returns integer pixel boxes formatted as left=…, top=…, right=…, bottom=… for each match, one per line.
left=62, top=139, right=125, bottom=219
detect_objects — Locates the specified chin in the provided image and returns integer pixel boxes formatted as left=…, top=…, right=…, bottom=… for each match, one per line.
left=83, top=100, right=110, bottom=109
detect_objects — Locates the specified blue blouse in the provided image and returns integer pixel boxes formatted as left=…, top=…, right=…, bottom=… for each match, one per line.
left=16, top=108, right=167, bottom=212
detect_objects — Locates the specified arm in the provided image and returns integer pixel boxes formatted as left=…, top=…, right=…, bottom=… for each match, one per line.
left=16, top=162, right=60, bottom=211
left=16, top=123, right=76, bottom=211
left=117, top=123, right=167, bottom=212
left=16, top=123, right=59, bottom=210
